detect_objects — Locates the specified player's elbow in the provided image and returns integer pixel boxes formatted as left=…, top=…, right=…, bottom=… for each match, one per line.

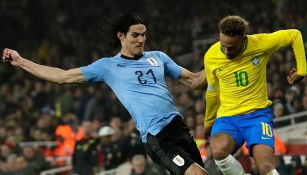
left=55, top=71, right=70, bottom=84
left=288, top=29, right=302, bottom=38
left=54, top=75, right=66, bottom=84
left=292, top=29, right=300, bottom=33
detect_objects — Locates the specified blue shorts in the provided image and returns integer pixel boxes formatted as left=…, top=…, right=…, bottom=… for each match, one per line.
left=211, top=108, right=275, bottom=157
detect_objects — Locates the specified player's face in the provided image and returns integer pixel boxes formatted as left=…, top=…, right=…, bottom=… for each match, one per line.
left=120, top=24, right=146, bottom=57
left=220, top=33, right=245, bottom=59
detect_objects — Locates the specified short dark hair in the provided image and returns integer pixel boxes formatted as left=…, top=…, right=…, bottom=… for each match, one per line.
left=219, top=16, right=249, bottom=36
left=102, top=12, right=145, bottom=49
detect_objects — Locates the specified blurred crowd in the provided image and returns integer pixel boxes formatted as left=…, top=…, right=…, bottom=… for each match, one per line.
left=1, top=0, right=307, bottom=174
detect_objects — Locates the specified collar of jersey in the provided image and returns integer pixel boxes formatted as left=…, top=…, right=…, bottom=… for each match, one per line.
left=120, top=53, right=144, bottom=60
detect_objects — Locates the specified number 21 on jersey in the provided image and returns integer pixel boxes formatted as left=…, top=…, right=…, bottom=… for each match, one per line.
left=135, top=69, right=157, bottom=84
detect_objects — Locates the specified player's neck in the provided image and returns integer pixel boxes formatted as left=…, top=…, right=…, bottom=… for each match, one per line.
left=120, top=54, right=143, bottom=60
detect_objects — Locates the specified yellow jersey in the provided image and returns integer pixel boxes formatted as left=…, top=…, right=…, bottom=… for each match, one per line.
left=204, top=29, right=306, bottom=126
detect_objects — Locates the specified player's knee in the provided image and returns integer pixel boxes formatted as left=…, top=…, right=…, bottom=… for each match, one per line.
left=211, top=149, right=229, bottom=160
left=190, top=169, right=209, bottom=175
left=210, top=134, right=235, bottom=160
left=184, top=163, right=209, bottom=175
left=257, top=162, right=275, bottom=175
left=210, top=145, right=230, bottom=160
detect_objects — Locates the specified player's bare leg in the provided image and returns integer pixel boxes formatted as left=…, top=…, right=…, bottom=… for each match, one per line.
left=184, top=163, right=208, bottom=175
left=252, top=144, right=278, bottom=175
left=210, top=133, right=246, bottom=175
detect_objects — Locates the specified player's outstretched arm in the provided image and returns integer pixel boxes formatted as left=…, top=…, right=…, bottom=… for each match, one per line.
left=2, top=48, right=85, bottom=84
left=179, top=68, right=207, bottom=89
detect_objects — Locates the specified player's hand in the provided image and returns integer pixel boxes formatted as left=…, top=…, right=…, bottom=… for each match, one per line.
left=204, top=125, right=212, bottom=140
left=191, top=70, right=207, bottom=89
left=287, top=68, right=305, bottom=85
left=2, top=48, right=23, bottom=67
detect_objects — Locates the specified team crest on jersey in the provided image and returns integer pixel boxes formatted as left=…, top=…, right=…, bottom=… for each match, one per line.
left=147, top=57, right=158, bottom=66
left=172, top=155, right=185, bottom=166
left=252, top=56, right=260, bottom=66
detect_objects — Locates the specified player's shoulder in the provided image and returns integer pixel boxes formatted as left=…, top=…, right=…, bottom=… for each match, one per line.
left=246, top=33, right=276, bottom=48
left=247, top=33, right=268, bottom=42
left=247, top=31, right=284, bottom=42
left=144, top=51, right=171, bottom=61
left=94, top=56, right=113, bottom=64
left=87, top=55, right=120, bottom=68
left=209, top=41, right=220, bottom=49
left=248, top=29, right=299, bottom=41
left=144, top=51, right=167, bottom=57
left=205, top=41, right=221, bottom=59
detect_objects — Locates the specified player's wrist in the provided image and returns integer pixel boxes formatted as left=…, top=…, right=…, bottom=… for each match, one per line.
left=18, top=57, right=28, bottom=67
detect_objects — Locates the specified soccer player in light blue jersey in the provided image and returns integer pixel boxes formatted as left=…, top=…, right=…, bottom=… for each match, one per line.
left=3, top=12, right=208, bottom=175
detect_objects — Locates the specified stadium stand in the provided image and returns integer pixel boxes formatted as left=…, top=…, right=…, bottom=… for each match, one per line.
left=0, top=0, right=307, bottom=174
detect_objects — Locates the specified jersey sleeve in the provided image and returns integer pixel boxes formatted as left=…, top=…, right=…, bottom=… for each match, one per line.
left=204, top=53, right=220, bottom=127
left=158, top=51, right=182, bottom=80
left=260, top=29, right=307, bottom=76
left=80, top=59, right=107, bottom=83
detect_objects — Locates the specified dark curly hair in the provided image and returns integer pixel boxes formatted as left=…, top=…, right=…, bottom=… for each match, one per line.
left=101, top=12, right=145, bottom=49
left=219, top=16, right=249, bottom=36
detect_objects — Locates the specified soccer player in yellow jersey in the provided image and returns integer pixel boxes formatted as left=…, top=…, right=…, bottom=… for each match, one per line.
left=204, top=16, right=306, bottom=175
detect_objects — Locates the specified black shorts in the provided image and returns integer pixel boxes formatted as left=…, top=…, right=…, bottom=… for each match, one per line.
left=144, top=116, right=204, bottom=175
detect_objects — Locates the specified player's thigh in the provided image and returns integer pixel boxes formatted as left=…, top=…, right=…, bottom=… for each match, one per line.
left=242, top=112, right=274, bottom=157
left=179, top=130, right=204, bottom=167
left=210, top=117, right=243, bottom=159
left=145, top=134, right=195, bottom=175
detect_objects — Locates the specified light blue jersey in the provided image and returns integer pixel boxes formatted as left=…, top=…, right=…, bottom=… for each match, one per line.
left=81, top=51, right=182, bottom=142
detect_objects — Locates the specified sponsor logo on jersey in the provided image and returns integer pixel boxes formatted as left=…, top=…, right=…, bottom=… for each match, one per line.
left=261, top=136, right=271, bottom=140
left=117, top=64, right=126, bottom=67
left=252, top=56, right=260, bottom=66
left=147, top=57, right=158, bottom=66
left=217, top=67, right=224, bottom=71
left=172, top=155, right=185, bottom=166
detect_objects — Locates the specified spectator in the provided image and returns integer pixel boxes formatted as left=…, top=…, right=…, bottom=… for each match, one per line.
left=272, top=102, right=290, bottom=128
left=130, top=154, right=168, bottom=175
left=275, top=156, right=292, bottom=175
left=302, top=94, right=307, bottom=110
left=194, top=125, right=207, bottom=160
left=21, top=146, right=50, bottom=174
left=120, top=119, right=146, bottom=159
left=302, top=157, right=307, bottom=175
left=84, top=88, right=108, bottom=122
left=98, top=126, right=124, bottom=170
left=285, top=86, right=300, bottom=114
left=290, top=156, right=304, bottom=175
left=273, top=102, right=287, bottom=118
left=73, top=121, right=99, bottom=175
left=291, top=96, right=303, bottom=113
left=1, top=0, right=307, bottom=173
left=53, top=113, right=84, bottom=165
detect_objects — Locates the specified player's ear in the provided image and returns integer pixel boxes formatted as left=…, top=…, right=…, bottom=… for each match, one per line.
left=117, top=32, right=125, bottom=42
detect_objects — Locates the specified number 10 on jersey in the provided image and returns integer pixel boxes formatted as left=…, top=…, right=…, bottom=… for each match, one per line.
left=234, top=71, right=249, bottom=87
